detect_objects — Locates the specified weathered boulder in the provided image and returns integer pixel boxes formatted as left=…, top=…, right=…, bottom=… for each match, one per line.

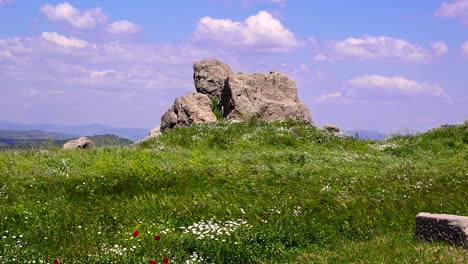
left=63, top=137, right=94, bottom=150
left=193, top=59, right=233, bottom=100
left=161, top=93, right=217, bottom=132
left=221, top=71, right=312, bottom=124
left=415, top=212, right=468, bottom=248
left=148, top=126, right=162, bottom=138
left=140, top=126, right=161, bottom=142
left=324, top=125, right=340, bottom=133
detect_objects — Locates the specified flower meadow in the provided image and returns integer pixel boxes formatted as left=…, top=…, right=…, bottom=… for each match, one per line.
left=0, top=121, right=467, bottom=263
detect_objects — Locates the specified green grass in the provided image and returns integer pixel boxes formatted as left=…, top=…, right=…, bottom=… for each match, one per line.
left=1, top=134, right=134, bottom=150
left=0, top=121, right=467, bottom=263
left=211, top=98, right=223, bottom=120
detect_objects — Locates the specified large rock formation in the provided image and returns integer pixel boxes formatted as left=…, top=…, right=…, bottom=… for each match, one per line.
left=415, top=212, right=468, bottom=248
left=158, top=60, right=312, bottom=134
left=221, top=71, right=312, bottom=124
left=193, top=59, right=232, bottom=100
left=160, top=93, right=217, bottom=132
left=63, top=137, right=94, bottom=150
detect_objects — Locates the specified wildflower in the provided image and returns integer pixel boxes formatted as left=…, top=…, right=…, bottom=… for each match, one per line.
left=133, top=230, right=139, bottom=237
left=54, top=259, right=60, bottom=264
left=155, top=235, right=161, bottom=241
left=162, top=257, right=170, bottom=263
left=149, top=260, right=157, bottom=264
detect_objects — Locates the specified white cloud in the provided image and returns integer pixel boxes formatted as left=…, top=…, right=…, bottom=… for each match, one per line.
left=0, top=0, right=13, bottom=7
left=0, top=33, right=239, bottom=127
left=107, top=20, right=142, bottom=34
left=192, top=10, right=303, bottom=52
left=435, top=0, right=468, bottom=23
left=462, top=41, right=468, bottom=56
left=316, top=92, right=342, bottom=102
left=40, top=2, right=107, bottom=29
left=316, top=75, right=449, bottom=102
left=41, top=32, right=88, bottom=48
left=291, top=63, right=327, bottom=81
left=431, top=41, right=449, bottom=56
left=0, top=34, right=231, bottom=93
left=313, top=53, right=335, bottom=62
left=313, top=35, right=446, bottom=63
left=89, top=70, right=116, bottom=79
left=346, top=75, right=448, bottom=98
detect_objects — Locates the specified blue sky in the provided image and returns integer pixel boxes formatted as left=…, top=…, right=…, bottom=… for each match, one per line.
left=0, top=0, right=467, bottom=132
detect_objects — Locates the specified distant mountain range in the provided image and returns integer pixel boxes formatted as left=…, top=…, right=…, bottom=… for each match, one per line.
left=345, top=130, right=388, bottom=141
left=0, top=121, right=148, bottom=141
left=0, top=131, right=134, bottom=149
left=0, top=121, right=389, bottom=143
left=0, top=129, right=73, bottom=140
left=0, top=129, right=74, bottom=146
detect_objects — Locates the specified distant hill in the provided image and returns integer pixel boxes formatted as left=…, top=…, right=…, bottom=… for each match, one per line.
left=88, top=134, right=134, bottom=147
left=0, top=129, right=74, bottom=140
left=0, top=133, right=134, bottom=149
left=345, top=130, right=388, bottom=141
left=0, top=130, right=74, bottom=146
left=0, top=121, right=391, bottom=142
left=0, top=121, right=148, bottom=141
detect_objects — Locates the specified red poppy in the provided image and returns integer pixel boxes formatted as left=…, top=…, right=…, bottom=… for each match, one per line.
left=54, top=259, right=60, bottom=264
left=155, top=235, right=161, bottom=241
left=149, top=260, right=157, bottom=264
left=162, top=257, right=170, bottom=263
left=133, top=230, right=139, bottom=237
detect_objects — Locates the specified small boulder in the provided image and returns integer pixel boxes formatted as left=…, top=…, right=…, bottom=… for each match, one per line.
left=193, top=59, right=233, bottom=100
left=63, top=137, right=94, bottom=150
left=221, top=71, right=312, bottom=124
left=324, top=125, right=340, bottom=133
left=148, top=126, right=162, bottom=138
left=415, top=212, right=468, bottom=248
left=141, top=126, right=162, bottom=142
left=441, top=124, right=455, bottom=129
left=161, top=93, right=217, bottom=132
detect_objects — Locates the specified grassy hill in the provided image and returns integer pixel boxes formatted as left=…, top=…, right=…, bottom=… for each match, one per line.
left=0, top=121, right=466, bottom=263
left=88, top=134, right=134, bottom=147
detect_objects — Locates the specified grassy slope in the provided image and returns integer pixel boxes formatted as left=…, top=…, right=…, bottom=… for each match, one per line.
left=0, top=121, right=467, bottom=263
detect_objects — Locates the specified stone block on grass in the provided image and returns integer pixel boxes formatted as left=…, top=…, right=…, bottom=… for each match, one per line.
left=415, top=212, right=468, bottom=248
